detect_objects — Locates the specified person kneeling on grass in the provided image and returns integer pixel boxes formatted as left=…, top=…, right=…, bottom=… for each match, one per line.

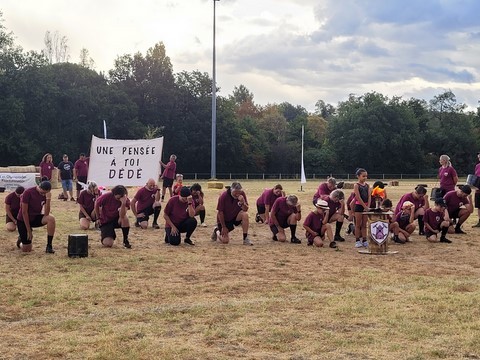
left=393, top=200, right=416, bottom=243
left=190, top=183, right=207, bottom=227
left=270, top=194, right=302, bottom=244
left=319, top=189, right=346, bottom=242
left=131, top=178, right=162, bottom=229
left=78, top=181, right=99, bottom=230
left=303, top=199, right=336, bottom=248
left=444, top=184, right=473, bottom=234
left=95, top=185, right=132, bottom=249
left=5, top=186, right=25, bottom=232
left=163, top=186, right=197, bottom=246
left=212, top=182, right=252, bottom=246
left=424, top=198, right=452, bottom=243
left=16, top=181, right=56, bottom=253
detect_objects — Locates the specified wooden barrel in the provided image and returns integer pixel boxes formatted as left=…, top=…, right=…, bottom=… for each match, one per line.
left=366, top=212, right=391, bottom=255
left=68, top=234, right=88, bottom=258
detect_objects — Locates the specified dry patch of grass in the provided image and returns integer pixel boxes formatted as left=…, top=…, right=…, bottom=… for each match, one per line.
left=1, top=179, right=480, bottom=359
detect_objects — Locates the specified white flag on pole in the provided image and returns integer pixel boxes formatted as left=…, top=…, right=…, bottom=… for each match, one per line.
left=301, top=125, right=307, bottom=184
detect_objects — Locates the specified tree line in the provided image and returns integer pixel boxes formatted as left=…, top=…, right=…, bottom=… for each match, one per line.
left=1, top=13, right=479, bottom=175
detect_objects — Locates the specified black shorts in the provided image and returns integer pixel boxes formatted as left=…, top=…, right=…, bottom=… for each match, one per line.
left=17, top=215, right=46, bottom=245
left=449, top=209, right=460, bottom=220
left=163, top=177, right=174, bottom=188
left=78, top=210, right=97, bottom=221
left=76, top=176, right=88, bottom=191
left=256, top=204, right=266, bottom=215
left=354, top=204, right=365, bottom=213
left=6, top=210, right=18, bottom=224
left=136, top=206, right=156, bottom=223
left=218, top=220, right=242, bottom=232
left=270, top=219, right=289, bottom=235
left=100, top=217, right=121, bottom=241
left=475, top=193, right=480, bottom=209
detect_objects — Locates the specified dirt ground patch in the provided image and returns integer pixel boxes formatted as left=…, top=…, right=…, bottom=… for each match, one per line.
left=1, top=179, right=480, bottom=359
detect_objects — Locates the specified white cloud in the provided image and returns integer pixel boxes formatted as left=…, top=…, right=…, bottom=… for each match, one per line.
left=2, top=0, right=480, bottom=111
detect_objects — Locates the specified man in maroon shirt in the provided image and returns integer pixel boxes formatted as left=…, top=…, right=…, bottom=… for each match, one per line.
left=424, top=198, right=451, bottom=243
left=444, top=185, right=473, bottom=234
left=74, top=153, right=89, bottom=200
left=5, top=186, right=24, bottom=232
left=17, top=181, right=56, bottom=253
left=95, top=185, right=132, bottom=249
left=255, top=184, right=284, bottom=224
left=270, top=195, right=302, bottom=243
left=131, top=178, right=162, bottom=229
left=163, top=186, right=197, bottom=246
left=212, top=182, right=252, bottom=245
left=395, top=185, right=429, bottom=235
left=160, top=154, right=177, bottom=201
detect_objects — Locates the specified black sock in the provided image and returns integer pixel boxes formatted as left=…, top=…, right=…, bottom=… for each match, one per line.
left=122, top=227, right=130, bottom=241
left=243, top=233, right=248, bottom=240
left=335, top=221, right=343, bottom=236
left=153, top=206, right=161, bottom=224
left=290, top=224, right=297, bottom=238
left=199, top=210, right=206, bottom=223
left=441, top=227, right=448, bottom=237
left=47, top=235, right=53, bottom=246
left=418, top=216, right=424, bottom=232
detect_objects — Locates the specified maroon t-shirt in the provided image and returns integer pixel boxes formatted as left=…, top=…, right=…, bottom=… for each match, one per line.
left=395, top=211, right=411, bottom=230
left=17, top=187, right=46, bottom=221
left=475, top=163, right=480, bottom=194
left=39, top=161, right=54, bottom=180
left=5, top=192, right=21, bottom=214
left=134, top=186, right=159, bottom=212
left=444, top=190, right=469, bottom=216
left=164, top=195, right=190, bottom=227
left=438, top=166, right=457, bottom=192
left=320, top=194, right=341, bottom=217
left=162, top=161, right=176, bottom=180
left=74, top=158, right=89, bottom=177
left=394, top=193, right=426, bottom=216
left=424, top=208, right=445, bottom=231
left=313, top=183, right=333, bottom=202
left=216, top=189, right=248, bottom=223
left=271, top=197, right=298, bottom=225
left=256, top=188, right=281, bottom=207
left=78, top=190, right=97, bottom=214
left=192, top=192, right=204, bottom=209
left=97, top=192, right=130, bottom=224
left=303, top=211, right=325, bottom=236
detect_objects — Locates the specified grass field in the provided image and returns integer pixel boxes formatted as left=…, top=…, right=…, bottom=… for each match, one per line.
left=1, top=179, right=480, bottom=360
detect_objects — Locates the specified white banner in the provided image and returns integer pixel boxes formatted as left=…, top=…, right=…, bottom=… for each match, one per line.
left=88, top=136, right=163, bottom=187
left=0, top=173, right=37, bottom=190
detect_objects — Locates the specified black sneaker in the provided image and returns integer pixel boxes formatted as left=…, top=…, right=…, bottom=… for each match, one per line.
left=346, top=223, right=355, bottom=235
left=45, top=245, right=55, bottom=254
left=419, top=230, right=425, bottom=236
left=211, top=228, right=218, bottom=241
left=393, top=236, right=406, bottom=244
left=291, top=237, right=302, bottom=244
left=152, top=223, right=160, bottom=229
left=255, top=213, right=262, bottom=223
left=329, top=241, right=337, bottom=248
left=184, top=238, right=195, bottom=246
left=455, top=228, right=467, bottom=234
left=307, top=240, right=313, bottom=246
left=134, top=222, right=140, bottom=228
left=440, top=237, right=452, bottom=243
left=272, top=235, right=278, bottom=241
left=334, top=234, right=345, bottom=242
left=123, top=239, right=132, bottom=249
left=16, top=236, right=21, bottom=249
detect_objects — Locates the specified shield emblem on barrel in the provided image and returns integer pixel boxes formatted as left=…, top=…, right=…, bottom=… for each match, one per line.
left=370, top=220, right=389, bottom=245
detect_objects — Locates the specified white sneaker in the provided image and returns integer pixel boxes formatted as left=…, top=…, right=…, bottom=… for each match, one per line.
left=201, top=222, right=207, bottom=227
left=243, top=238, right=253, bottom=246
left=355, top=240, right=363, bottom=248
left=362, top=241, right=368, bottom=247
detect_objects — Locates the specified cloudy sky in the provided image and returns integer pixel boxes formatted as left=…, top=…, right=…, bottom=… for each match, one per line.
left=2, top=0, right=480, bottom=112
